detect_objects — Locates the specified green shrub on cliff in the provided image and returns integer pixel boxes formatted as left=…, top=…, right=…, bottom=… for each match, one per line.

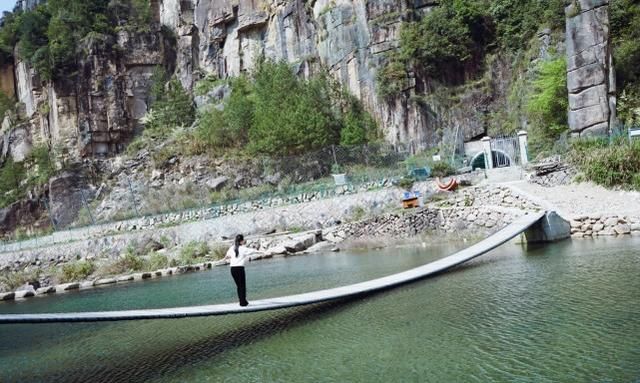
left=526, top=57, right=568, bottom=156
left=489, top=0, right=565, bottom=50
left=145, top=74, right=195, bottom=138
left=611, top=0, right=640, bottom=126
left=195, top=60, right=377, bottom=156
left=380, top=0, right=565, bottom=97
left=0, top=0, right=152, bottom=79
left=611, top=0, right=640, bottom=91
left=398, top=0, right=491, bottom=81
left=0, top=159, right=26, bottom=208
left=0, top=10, right=20, bottom=66
left=196, top=76, right=253, bottom=150
left=249, top=60, right=340, bottom=155
left=29, top=145, right=55, bottom=187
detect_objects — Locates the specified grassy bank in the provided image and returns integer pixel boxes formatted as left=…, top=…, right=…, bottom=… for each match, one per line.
left=569, top=138, right=640, bottom=190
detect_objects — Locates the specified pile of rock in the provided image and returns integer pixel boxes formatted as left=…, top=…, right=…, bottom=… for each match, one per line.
left=329, top=205, right=519, bottom=240
left=527, top=157, right=577, bottom=187
left=438, top=186, right=541, bottom=211
left=438, top=208, right=517, bottom=234
left=569, top=214, right=640, bottom=238
left=335, top=208, right=442, bottom=239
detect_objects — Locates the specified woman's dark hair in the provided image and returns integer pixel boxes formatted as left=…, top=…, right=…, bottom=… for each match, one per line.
left=234, top=234, right=244, bottom=257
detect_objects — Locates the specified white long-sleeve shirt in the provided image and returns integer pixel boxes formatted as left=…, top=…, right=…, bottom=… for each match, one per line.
left=226, top=245, right=257, bottom=267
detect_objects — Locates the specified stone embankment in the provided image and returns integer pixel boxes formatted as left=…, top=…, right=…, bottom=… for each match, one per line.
left=569, top=214, right=640, bottom=238
left=526, top=157, right=577, bottom=187
left=331, top=207, right=522, bottom=240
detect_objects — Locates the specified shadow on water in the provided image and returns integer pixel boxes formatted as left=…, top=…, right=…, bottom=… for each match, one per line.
left=7, top=297, right=369, bottom=383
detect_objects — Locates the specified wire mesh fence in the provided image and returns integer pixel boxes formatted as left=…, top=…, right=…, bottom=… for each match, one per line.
left=0, top=138, right=467, bottom=252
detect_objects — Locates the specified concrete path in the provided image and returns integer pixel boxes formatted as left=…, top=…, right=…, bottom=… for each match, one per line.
left=0, top=211, right=546, bottom=324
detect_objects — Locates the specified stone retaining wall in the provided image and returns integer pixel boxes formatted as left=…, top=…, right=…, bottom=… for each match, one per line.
left=437, top=185, right=542, bottom=211
left=327, top=206, right=524, bottom=242
left=569, top=214, right=640, bottom=238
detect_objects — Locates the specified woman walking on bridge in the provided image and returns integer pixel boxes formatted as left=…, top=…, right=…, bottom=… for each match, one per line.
left=224, top=234, right=256, bottom=307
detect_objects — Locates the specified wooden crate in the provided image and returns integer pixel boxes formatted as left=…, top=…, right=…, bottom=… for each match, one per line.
left=402, top=197, right=419, bottom=209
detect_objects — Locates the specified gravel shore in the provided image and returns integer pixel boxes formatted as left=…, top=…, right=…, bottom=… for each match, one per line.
left=508, top=181, right=640, bottom=220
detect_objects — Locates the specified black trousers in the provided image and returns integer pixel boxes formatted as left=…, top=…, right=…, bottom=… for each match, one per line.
left=230, top=266, right=248, bottom=306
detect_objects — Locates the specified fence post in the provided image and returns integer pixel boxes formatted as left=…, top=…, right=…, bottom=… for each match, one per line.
left=79, top=187, right=95, bottom=225
left=126, top=174, right=141, bottom=218
left=481, top=136, right=494, bottom=169
left=42, top=197, right=58, bottom=231
left=517, top=130, right=529, bottom=165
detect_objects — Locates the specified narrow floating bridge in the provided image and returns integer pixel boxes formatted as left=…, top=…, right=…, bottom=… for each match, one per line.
left=0, top=210, right=565, bottom=324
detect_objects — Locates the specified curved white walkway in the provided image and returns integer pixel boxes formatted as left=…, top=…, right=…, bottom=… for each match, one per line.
left=0, top=211, right=545, bottom=324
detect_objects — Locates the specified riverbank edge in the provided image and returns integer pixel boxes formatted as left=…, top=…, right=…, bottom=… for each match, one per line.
left=0, top=200, right=528, bottom=302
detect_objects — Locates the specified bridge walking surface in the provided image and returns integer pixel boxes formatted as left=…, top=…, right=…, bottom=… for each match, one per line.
left=0, top=211, right=546, bottom=324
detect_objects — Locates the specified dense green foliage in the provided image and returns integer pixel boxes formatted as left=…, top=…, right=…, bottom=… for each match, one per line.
left=144, top=70, right=196, bottom=139
left=526, top=58, right=568, bottom=155
left=0, top=0, right=151, bottom=80
left=197, top=77, right=252, bottom=149
left=0, top=10, right=20, bottom=66
left=489, top=0, right=565, bottom=51
left=339, top=95, right=378, bottom=146
left=610, top=0, right=640, bottom=89
left=610, top=0, right=640, bottom=127
left=398, top=1, right=492, bottom=79
left=59, top=261, right=95, bottom=283
left=196, top=60, right=378, bottom=156
left=0, top=158, right=25, bottom=207
left=381, top=0, right=565, bottom=96
left=570, top=138, right=640, bottom=190
left=249, top=61, right=339, bottom=155
left=0, top=145, right=57, bottom=208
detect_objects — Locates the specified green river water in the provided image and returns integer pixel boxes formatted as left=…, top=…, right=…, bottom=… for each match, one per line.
left=0, top=237, right=639, bottom=382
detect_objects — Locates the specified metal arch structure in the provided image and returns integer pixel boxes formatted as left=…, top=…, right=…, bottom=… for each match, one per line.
left=0, top=211, right=547, bottom=324
left=470, top=149, right=514, bottom=170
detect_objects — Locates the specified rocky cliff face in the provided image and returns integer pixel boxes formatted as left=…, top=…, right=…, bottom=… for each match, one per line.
left=0, top=0, right=617, bottom=237
left=5, top=28, right=174, bottom=161
left=2, top=0, right=615, bottom=165
left=565, top=0, right=616, bottom=136
left=163, top=0, right=430, bottom=147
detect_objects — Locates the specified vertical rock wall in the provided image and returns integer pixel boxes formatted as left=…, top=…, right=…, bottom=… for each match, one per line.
left=7, top=26, right=173, bottom=161
left=565, top=0, right=615, bottom=136
left=160, top=0, right=439, bottom=149
left=3, top=0, right=620, bottom=160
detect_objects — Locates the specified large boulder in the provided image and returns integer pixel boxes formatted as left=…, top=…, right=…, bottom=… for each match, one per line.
left=206, top=176, right=229, bottom=192
left=282, top=233, right=318, bottom=253
left=48, top=169, right=94, bottom=228
left=0, top=199, right=46, bottom=236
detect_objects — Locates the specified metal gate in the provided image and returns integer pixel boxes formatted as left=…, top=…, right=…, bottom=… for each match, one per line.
left=490, top=135, right=520, bottom=168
